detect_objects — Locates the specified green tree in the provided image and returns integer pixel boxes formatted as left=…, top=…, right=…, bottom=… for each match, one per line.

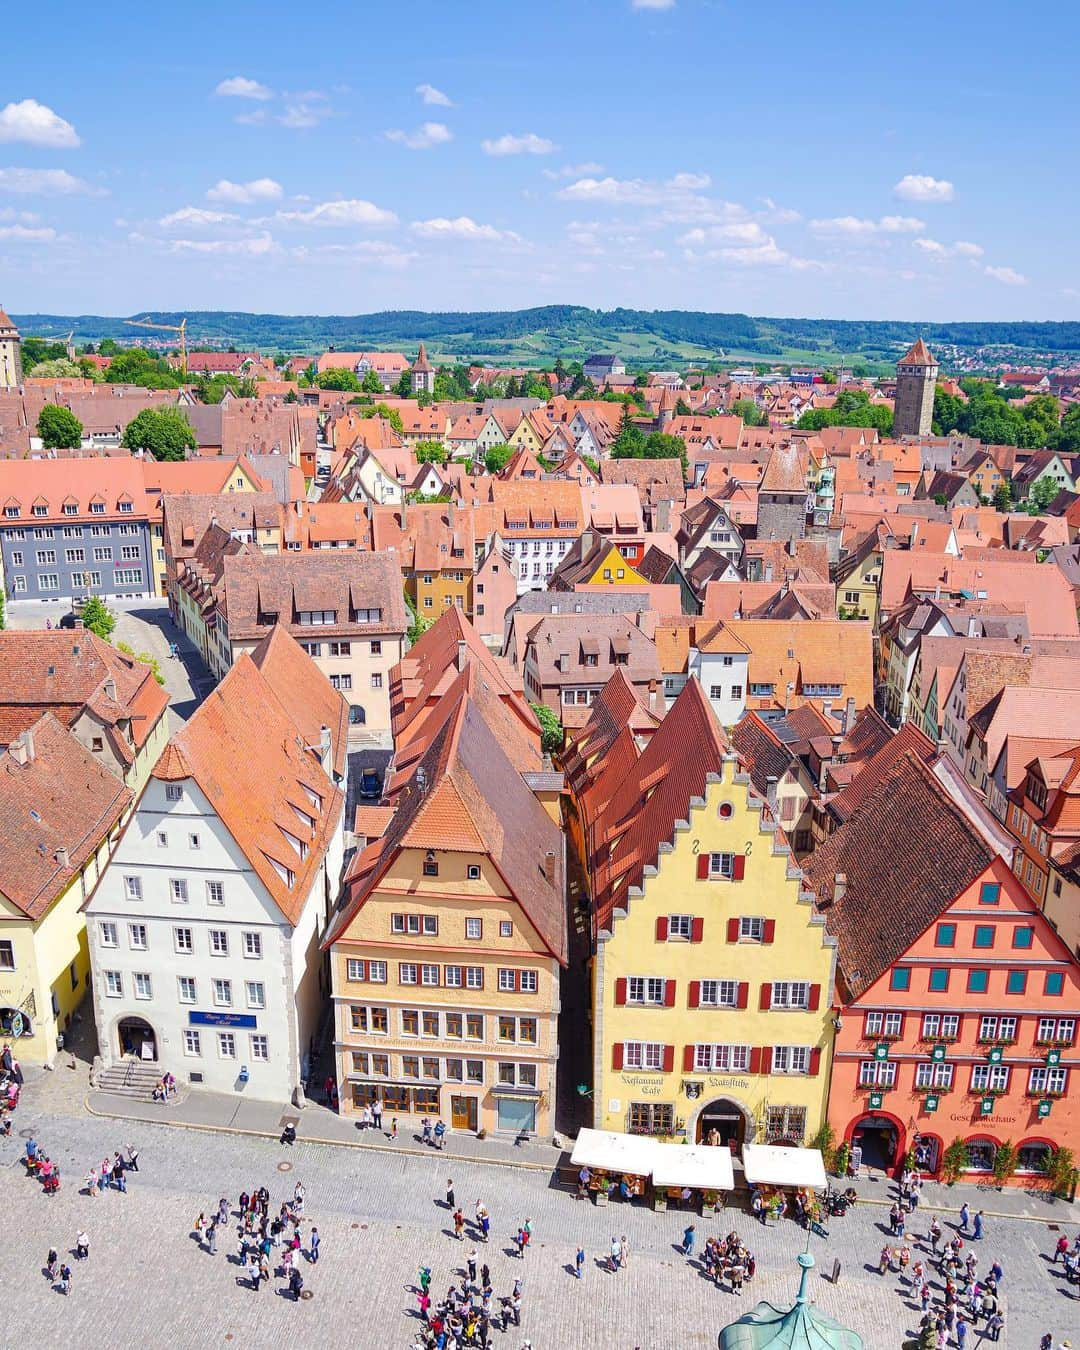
left=0, top=587, right=6, bottom=630
left=611, top=402, right=645, bottom=458
left=1048, top=1146, right=1077, bottom=1197
left=415, top=440, right=448, bottom=465
left=1058, top=404, right=1080, bottom=452
left=29, top=357, right=84, bottom=380
left=484, top=443, right=514, bottom=474
left=809, top=1122, right=836, bottom=1174
left=80, top=595, right=116, bottom=640
left=404, top=594, right=431, bottom=646
left=361, top=368, right=385, bottom=395
left=121, top=407, right=197, bottom=461
left=1019, top=394, right=1061, bottom=449
left=98, top=338, right=120, bottom=357
left=37, top=403, right=84, bottom=450
left=991, top=1140, right=1018, bottom=1188
left=941, top=1138, right=969, bottom=1185
left=674, top=396, right=692, bottom=416
left=1024, top=475, right=1062, bottom=514
left=315, top=367, right=362, bottom=392
left=105, top=349, right=183, bottom=389
left=530, top=701, right=564, bottom=755
left=731, top=397, right=767, bottom=427
left=373, top=402, right=404, bottom=434
left=20, top=337, right=67, bottom=371
left=78, top=358, right=105, bottom=383
left=394, top=369, right=413, bottom=397
left=932, top=389, right=963, bottom=436
left=992, top=481, right=1013, bottom=512
left=642, top=432, right=687, bottom=471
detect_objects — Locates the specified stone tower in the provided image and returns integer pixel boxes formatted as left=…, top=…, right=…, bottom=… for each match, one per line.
left=756, top=440, right=809, bottom=542
left=0, top=306, right=23, bottom=389
left=893, top=337, right=938, bottom=438
left=410, top=341, right=435, bottom=395
left=657, top=383, right=676, bottom=431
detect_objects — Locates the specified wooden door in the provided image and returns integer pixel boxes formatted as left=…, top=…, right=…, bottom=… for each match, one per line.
left=451, top=1095, right=477, bottom=1131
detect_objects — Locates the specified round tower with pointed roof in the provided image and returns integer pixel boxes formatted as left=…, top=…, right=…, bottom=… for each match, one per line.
left=410, top=341, right=435, bottom=395
left=0, top=306, right=23, bottom=389
left=893, top=337, right=938, bottom=438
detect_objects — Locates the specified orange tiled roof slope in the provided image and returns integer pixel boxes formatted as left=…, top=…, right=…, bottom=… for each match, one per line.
left=828, top=722, right=937, bottom=824
left=250, top=623, right=350, bottom=782
left=152, top=653, right=344, bottom=926
left=897, top=338, right=937, bottom=366
left=1, top=713, right=132, bottom=920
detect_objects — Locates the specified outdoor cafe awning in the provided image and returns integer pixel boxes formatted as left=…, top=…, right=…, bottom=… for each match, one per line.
left=650, top=1144, right=735, bottom=1191
left=570, top=1127, right=657, bottom=1177
left=741, top=1144, right=827, bottom=1189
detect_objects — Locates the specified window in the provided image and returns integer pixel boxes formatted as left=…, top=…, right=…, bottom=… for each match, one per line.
left=132, top=972, right=152, bottom=1000
left=99, top=922, right=117, bottom=948
left=121, top=545, right=140, bottom=560
left=188, top=833, right=201, bottom=851
left=771, top=1045, right=810, bottom=1074
left=978, top=1015, right=1017, bottom=1042
left=889, top=967, right=911, bottom=992
left=1012, top=925, right=1034, bottom=949
left=399, top=963, right=418, bottom=985
left=971, top=1064, right=1010, bottom=1092
left=104, top=970, right=123, bottom=997
left=250, top=1035, right=269, bottom=1061
left=915, top=1062, right=954, bottom=1089
left=165, top=784, right=182, bottom=802
left=979, top=881, right=1001, bottom=905
left=627, top=1102, right=674, bottom=1134
left=770, top=981, right=809, bottom=1010
left=124, top=875, right=143, bottom=901
left=206, top=881, right=224, bottom=905
left=243, top=932, right=262, bottom=959
left=444, top=965, right=463, bottom=988
left=328, top=641, right=351, bottom=656
left=178, top=976, right=197, bottom=1004
left=65, top=548, right=85, bottom=564
left=973, top=925, right=995, bottom=949
left=465, top=918, right=483, bottom=940
left=467, top=864, right=482, bottom=881
left=700, top=980, right=740, bottom=1008
left=1028, top=1066, right=1068, bottom=1095
left=115, top=569, right=141, bottom=586
left=624, top=1041, right=665, bottom=1071
left=128, top=923, right=147, bottom=950
left=928, top=969, right=950, bottom=993
left=346, top=958, right=366, bottom=982
left=93, top=546, right=111, bottom=562
left=421, top=964, right=439, bottom=987
left=864, top=1011, right=904, bottom=1038
left=370, top=640, right=382, bottom=655
left=498, top=1016, right=517, bottom=1042
left=935, top=923, right=956, bottom=947
left=169, top=878, right=188, bottom=904
left=739, top=916, right=765, bottom=942
left=1006, top=970, right=1027, bottom=995
left=668, top=914, right=692, bottom=940
left=498, top=968, right=516, bottom=993
left=246, top=981, right=265, bottom=1010
left=212, top=979, right=232, bottom=1008
left=520, top=968, right=538, bottom=994
left=499, top=920, right=513, bottom=937
left=218, top=1033, right=236, bottom=1059
left=329, top=674, right=352, bottom=692
left=858, top=1060, right=897, bottom=1087
left=693, top=1044, right=750, bottom=1072
left=36, top=550, right=57, bottom=565
left=371, top=673, right=383, bottom=689
left=174, top=926, right=193, bottom=954
left=367, top=960, right=386, bottom=983
left=627, top=976, right=667, bottom=1005
left=921, top=1013, right=960, bottom=1040
left=209, top=929, right=228, bottom=957
left=422, top=855, right=438, bottom=877
left=466, top=1060, right=484, bottom=1083
left=1036, top=1017, right=1075, bottom=1044
left=183, top=1029, right=201, bottom=1056
left=1045, top=971, right=1065, bottom=996
left=465, top=968, right=483, bottom=991
left=967, top=969, right=989, bottom=994
left=401, top=1055, right=420, bottom=1080
left=709, top=852, right=736, bottom=879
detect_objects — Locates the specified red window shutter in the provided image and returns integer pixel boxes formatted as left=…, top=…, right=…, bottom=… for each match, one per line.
left=688, top=980, right=701, bottom=1009
left=761, top=1047, right=773, bottom=1074
left=683, top=1044, right=696, bottom=1072
left=726, top=917, right=740, bottom=943
left=808, top=983, right=821, bottom=1011
left=664, top=980, right=676, bottom=1008
left=809, top=1047, right=821, bottom=1076
left=759, top=983, right=772, bottom=1010
left=612, top=1042, right=623, bottom=1070
left=691, top=917, right=704, bottom=943
left=655, top=916, right=669, bottom=942
left=697, top=854, right=710, bottom=880
left=737, top=982, right=749, bottom=1009
left=762, top=919, right=776, bottom=944
left=749, top=1047, right=763, bottom=1074
left=732, top=854, right=746, bottom=881
left=662, top=1045, right=674, bottom=1073
left=614, top=977, right=627, bottom=1006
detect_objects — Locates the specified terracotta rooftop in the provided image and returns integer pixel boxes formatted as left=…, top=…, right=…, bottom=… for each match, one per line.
left=897, top=338, right=937, bottom=367
left=250, top=624, right=350, bottom=782
left=829, top=722, right=937, bottom=824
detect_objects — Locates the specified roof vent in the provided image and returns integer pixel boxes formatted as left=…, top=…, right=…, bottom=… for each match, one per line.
left=47, top=665, right=55, bottom=677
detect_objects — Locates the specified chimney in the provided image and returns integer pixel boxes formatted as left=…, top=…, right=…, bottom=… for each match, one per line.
left=843, top=696, right=856, bottom=732
left=579, top=529, right=594, bottom=557
left=56, top=846, right=69, bottom=868
left=319, top=724, right=331, bottom=765
left=833, top=872, right=847, bottom=905
left=296, top=498, right=304, bottom=519
left=765, top=774, right=778, bottom=813
left=543, top=850, right=557, bottom=885
left=764, top=562, right=773, bottom=582
left=104, top=677, right=117, bottom=701
left=456, top=639, right=467, bottom=672
left=648, top=679, right=659, bottom=711
left=656, top=499, right=670, bottom=533
left=11, top=729, right=34, bottom=765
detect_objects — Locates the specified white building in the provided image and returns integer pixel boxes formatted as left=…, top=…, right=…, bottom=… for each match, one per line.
left=687, top=624, right=751, bottom=726
left=86, top=627, right=347, bottom=1103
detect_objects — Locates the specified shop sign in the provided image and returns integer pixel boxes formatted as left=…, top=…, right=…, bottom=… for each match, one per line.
left=1037, top=1099, right=1053, bottom=1119
left=987, top=1046, right=1003, bottom=1065
left=1046, top=1049, right=1061, bottom=1067
left=931, top=1044, right=947, bottom=1063
left=979, top=1096, right=994, bottom=1116
left=868, top=1092, right=883, bottom=1109
left=874, top=1044, right=890, bottom=1061
left=924, top=1094, right=939, bottom=1113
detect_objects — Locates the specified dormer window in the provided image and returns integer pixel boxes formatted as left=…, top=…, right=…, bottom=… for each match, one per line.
left=90, top=502, right=105, bottom=515
left=32, top=505, right=48, bottom=518
left=63, top=503, right=78, bottom=516
left=119, top=501, right=133, bottom=514
left=3, top=506, right=19, bottom=518
left=352, top=607, right=382, bottom=623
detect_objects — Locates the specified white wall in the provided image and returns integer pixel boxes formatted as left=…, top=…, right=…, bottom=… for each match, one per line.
left=689, top=648, right=749, bottom=726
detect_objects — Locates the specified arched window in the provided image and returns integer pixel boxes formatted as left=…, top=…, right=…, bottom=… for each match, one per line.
left=965, top=1138, right=997, bottom=1172
left=348, top=705, right=366, bottom=725
left=1017, top=1141, right=1052, bottom=1173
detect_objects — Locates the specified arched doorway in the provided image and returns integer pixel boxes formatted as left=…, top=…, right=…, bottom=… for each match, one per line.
left=117, top=1017, right=157, bottom=1061
left=0, top=1007, right=33, bottom=1040
left=694, top=1096, right=752, bottom=1148
left=911, top=1132, right=942, bottom=1174
left=849, top=1112, right=904, bottom=1173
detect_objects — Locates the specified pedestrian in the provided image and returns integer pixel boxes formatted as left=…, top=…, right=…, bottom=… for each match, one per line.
left=390, top=1117, right=398, bottom=1142
left=575, top=1245, right=585, bottom=1279
left=418, top=1290, right=432, bottom=1322
left=453, top=1208, right=465, bottom=1240
left=510, top=1294, right=522, bottom=1326
left=86, top=1167, right=99, bottom=1198
left=75, top=1230, right=89, bottom=1260
left=113, top=1154, right=126, bottom=1193
left=126, top=1144, right=139, bottom=1172
left=608, top=1236, right=620, bottom=1273
left=434, top=1118, right=447, bottom=1149
left=751, top=1190, right=765, bottom=1224
left=986, top=1312, right=1003, bottom=1342
left=959, top=1203, right=970, bottom=1234
left=57, top=1263, right=72, bottom=1295
left=619, top=1235, right=629, bottom=1268
left=46, top=1247, right=59, bottom=1281
left=515, top=1227, right=526, bottom=1258
left=421, top=1117, right=433, bottom=1146
left=371, top=1099, right=383, bottom=1132
left=972, top=1211, right=984, bottom=1241
left=309, top=1227, right=319, bottom=1264
left=208, top=1222, right=218, bottom=1255
left=956, top=1314, right=968, bottom=1350
left=682, top=1224, right=696, bottom=1256
left=289, top=1267, right=303, bottom=1302
left=446, top=1178, right=455, bottom=1210
left=930, top=1218, right=942, bottom=1251
left=467, top=1249, right=478, bottom=1284
left=1056, top=1235, right=1070, bottom=1263
left=359, top=1104, right=371, bottom=1132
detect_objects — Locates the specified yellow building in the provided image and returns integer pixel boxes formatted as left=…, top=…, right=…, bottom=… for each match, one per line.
left=834, top=532, right=883, bottom=625
left=576, top=677, right=836, bottom=1145
left=0, top=716, right=131, bottom=1063
left=323, top=683, right=567, bottom=1137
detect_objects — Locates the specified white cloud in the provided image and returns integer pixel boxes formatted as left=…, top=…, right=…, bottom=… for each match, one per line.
left=416, top=83, right=453, bottom=107
left=810, top=214, right=925, bottom=235
left=953, top=241, right=984, bottom=257
left=543, top=162, right=604, bottom=181
left=0, top=224, right=55, bottom=242
left=170, top=232, right=277, bottom=256
left=558, top=172, right=711, bottom=205
left=758, top=197, right=801, bottom=224
left=482, top=132, right=556, bottom=157
left=0, top=206, right=39, bottom=223
left=0, top=99, right=80, bottom=149
left=385, top=122, right=453, bottom=151
left=159, top=206, right=239, bottom=228
left=984, top=264, right=1028, bottom=286
left=914, top=237, right=984, bottom=259
left=0, top=167, right=105, bottom=196
left=275, top=198, right=398, bottom=227
left=206, top=177, right=283, bottom=204
left=292, top=240, right=417, bottom=269
left=679, top=221, right=771, bottom=247
left=893, top=174, right=955, bottom=203
left=632, top=0, right=676, bottom=8
left=411, top=215, right=520, bottom=243
left=215, top=76, right=273, bottom=100
left=278, top=100, right=332, bottom=129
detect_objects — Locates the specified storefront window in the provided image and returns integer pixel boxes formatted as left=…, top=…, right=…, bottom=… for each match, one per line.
left=1017, top=1142, right=1051, bottom=1173
left=766, top=1105, right=807, bottom=1145
left=627, top=1102, right=674, bottom=1135
left=497, top=1098, right=536, bottom=1133
left=965, top=1138, right=997, bottom=1172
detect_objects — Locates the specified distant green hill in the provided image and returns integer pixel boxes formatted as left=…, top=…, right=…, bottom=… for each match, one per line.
left=14, top=306, right=1080, bottom=369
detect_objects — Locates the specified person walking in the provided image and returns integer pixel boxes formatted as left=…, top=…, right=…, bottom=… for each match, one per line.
left=467, top=1249, right=478, bottom=1284
left=421, top=1118, right=433, bottom=1147
left=619, top=1235, right=629, bottom=1269
left=608, top=1236, right=620, bottom=1273
left=371, top=1098, right=383, bottom=1132
left=207, top=1221, right=218, bottom=1256
left=575, top=1245, right=585, bottom=1280
left=453, top=1208, right=465, bottom=1240
left=309, top=1227, right=320, bottom=1264
left=57, top=1263, right=72, bottom=1295
left=46, top=1247, right=59, bottom=1281
left=113, top=1154, right=126, bottom=1193
left=956, top=1314, right=968, bottom=1350
left=75, top=1231, right=89, bottom=1261
left=446, top=1179, right=456, bottom=1210
left=972, top=1211, right=984, bottom=1241
left=930, top=1218, right=942, bottom=1252
left=86, top=1168, right=99, bottom=1198
left=682, top=1224, right=696, bottom=1257
left=959, top=1203, right=971, bottom=1234
left=433, top=1118, right=447, bottom=1149
left=125, top=1144, right=139, bottom=1172
left=390, top=1117, right=398, bottom=1142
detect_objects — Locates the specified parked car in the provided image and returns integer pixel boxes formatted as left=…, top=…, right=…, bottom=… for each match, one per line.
left=359, top=768, right=382, bottom=799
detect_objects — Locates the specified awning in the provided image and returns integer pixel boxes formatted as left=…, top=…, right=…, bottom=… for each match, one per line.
left=741, top=1144, right=826, bottom=1189
left=570, top=1127, right=657, bottom=1177
left=650, top=1144, right=735, bottom=1191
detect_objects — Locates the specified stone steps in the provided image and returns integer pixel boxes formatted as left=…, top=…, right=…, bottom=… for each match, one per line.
left=96, top=1060, right=169, bottom=1101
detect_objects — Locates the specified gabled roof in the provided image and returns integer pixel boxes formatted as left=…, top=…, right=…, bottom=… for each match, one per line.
left=829, top=722, right=937, bottom=824
left=250, top=624, right=350, bottom=781
left=729, top=712, right=798, bottom=798
left=897, top=337, right=936, bottom=367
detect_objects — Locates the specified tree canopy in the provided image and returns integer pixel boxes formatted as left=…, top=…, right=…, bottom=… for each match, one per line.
left=484, top=443, right=514, bottom=474
left=37, top=403, right=83, bottom=449
left=415, top=440, right=448, bottom=465
left=80, top=595, right=116, bottom=640
left=121, top=407, right=197, bottom=460
left=104, top=349, right=184, bottom=389
left=730, top=397, right=768, bottom=427
left=530, top=701, right=564, bottom=755
left=797, top=388, right=893, bottom=435
left=360, top=368, right=385, bottom=395
left=315, top=367, right=362, bottom=392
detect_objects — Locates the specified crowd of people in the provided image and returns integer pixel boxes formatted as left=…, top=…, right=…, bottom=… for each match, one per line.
left=193, top=1180, right=319, bottom=1302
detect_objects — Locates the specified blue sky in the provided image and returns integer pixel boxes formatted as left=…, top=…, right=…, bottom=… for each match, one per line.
left=1, top=0, right=1076, bottom=322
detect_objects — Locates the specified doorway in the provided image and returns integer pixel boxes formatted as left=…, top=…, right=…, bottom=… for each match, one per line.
left=118, top=1017, right=157, bottom=1061
left=696, top=1097, right=748, bottom=1148
left=451, top=1095, right=477, bottom=1131
left=851, top=1114, right=899, bottom=1171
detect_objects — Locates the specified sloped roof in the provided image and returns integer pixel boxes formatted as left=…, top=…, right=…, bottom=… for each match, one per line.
left=898, top=338, right=936, bottom=367
left=829, top=722, right=937, bottom=823
left=729, top=712, right=797, bottom=797
left=250, top=624, right=350, bottom=781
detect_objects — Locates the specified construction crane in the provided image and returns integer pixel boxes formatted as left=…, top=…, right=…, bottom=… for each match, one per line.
left=124, top=316, right=187, bottom=373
